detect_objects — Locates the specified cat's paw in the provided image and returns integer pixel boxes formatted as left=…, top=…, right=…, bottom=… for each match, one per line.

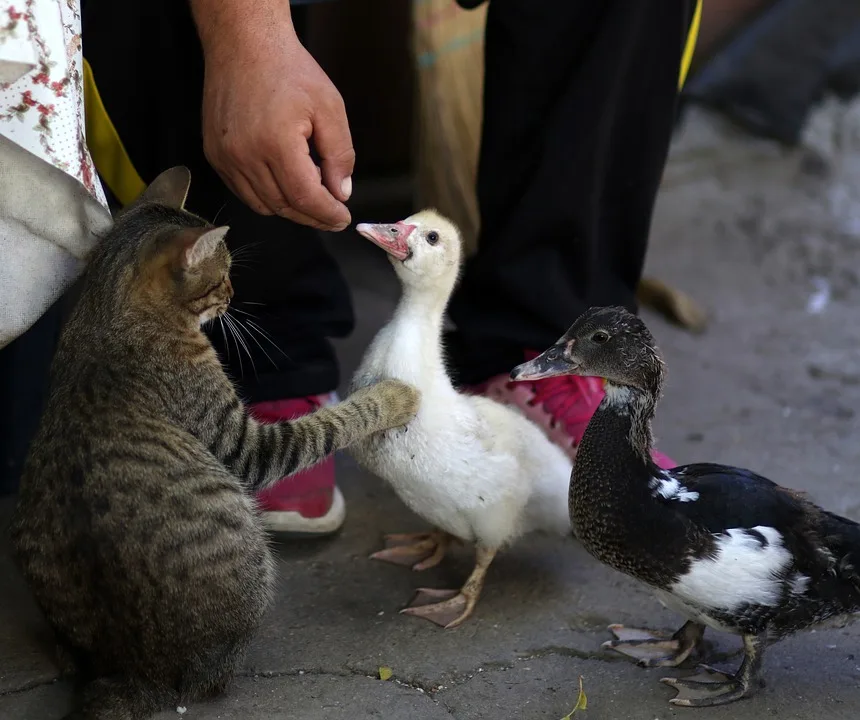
left=370, top=379, right=421, bottom=429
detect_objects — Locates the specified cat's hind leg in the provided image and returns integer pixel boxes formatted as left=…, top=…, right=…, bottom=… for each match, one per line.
left=64, top=676, right=169, bottom=720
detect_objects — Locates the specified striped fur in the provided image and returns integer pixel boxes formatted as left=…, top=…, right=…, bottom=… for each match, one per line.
left=9, top=168, right=419, bottom=720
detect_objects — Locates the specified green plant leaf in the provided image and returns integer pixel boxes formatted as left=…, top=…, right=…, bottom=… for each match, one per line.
left=559, top=676, right=587, bottom=719
left=379, top=666, right=393, bottom=681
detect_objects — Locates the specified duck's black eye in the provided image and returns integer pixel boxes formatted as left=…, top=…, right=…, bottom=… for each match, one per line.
left=426, top=231, right=439, bottom=245
left=591, top=330, right=610, bottom=344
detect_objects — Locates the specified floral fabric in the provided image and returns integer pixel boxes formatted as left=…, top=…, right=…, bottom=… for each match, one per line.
left=0, top=0, right=106, bottom=207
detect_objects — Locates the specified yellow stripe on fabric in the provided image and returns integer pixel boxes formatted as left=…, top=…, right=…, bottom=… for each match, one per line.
left=83, top=58, right=146, bottom=207
left=678, top=0, right=703, bottom=90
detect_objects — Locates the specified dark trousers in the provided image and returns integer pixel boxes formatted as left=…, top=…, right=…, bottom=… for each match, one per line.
left=81, top=0, right=696, bottom=401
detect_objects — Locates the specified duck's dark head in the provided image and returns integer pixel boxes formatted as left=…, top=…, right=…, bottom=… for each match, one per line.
left=510, top=306, right=664, bottom=395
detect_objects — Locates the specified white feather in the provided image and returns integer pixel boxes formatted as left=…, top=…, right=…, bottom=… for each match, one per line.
left=650, top=471, right=699, bottom=502
left=671, top=526, right=792, bottom=612
left=602, top=384, right=631, bottom=413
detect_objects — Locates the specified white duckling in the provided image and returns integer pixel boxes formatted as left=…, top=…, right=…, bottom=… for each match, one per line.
left=349, top=209, right=573, bottom=629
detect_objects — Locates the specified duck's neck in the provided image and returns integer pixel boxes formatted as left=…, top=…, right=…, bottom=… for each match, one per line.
left=573, top=380, right=661, bottom=508
left=602, top=382, right=659, bottom=464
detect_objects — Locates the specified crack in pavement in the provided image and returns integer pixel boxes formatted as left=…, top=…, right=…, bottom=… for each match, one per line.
left=0, top=677, right=59, bottom=697
left=0, top=644, right=742, bottom=705
left=241, top=668, right=457, bottom=717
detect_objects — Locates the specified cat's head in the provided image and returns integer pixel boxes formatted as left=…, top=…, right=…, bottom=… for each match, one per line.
left=102, top=167, right=234, bottom=326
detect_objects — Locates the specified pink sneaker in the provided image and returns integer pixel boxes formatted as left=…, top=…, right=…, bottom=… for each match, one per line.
left=250, top=392, right=346, bottom=537
left=470, top=351, right=675, bottom=469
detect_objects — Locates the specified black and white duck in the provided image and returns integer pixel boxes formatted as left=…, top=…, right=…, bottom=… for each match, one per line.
left=510, top=306, right=860, bottom=708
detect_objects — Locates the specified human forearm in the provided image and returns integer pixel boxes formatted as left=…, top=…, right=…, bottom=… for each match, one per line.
left=188, top=0, right=297, bottom=57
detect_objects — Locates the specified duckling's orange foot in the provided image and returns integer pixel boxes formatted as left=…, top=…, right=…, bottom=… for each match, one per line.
left=400, top=588, right=472, bottom=628
left=602, top=621, right=705, bottom=668
left=661, top=668, right=752, bottom=707
left=369, top=531, right=449, bottom=571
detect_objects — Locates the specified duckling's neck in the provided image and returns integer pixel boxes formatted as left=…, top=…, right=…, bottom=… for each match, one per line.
left=398, top=283, right=452, bottom=324
left=383, top=283, right=453, bottom=388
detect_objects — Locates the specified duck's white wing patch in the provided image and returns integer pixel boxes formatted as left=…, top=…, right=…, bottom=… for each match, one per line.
left=650, top=470, right=699, bottom=502
left=672, top=526, right=792, bottom=611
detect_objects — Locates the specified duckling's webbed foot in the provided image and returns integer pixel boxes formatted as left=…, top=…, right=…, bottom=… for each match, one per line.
left=401, top=588, right=469, bottom=628
left=661, top=632, right=765, bottom=707
left=400, top=545, right=497, bottom=629
left=369, top=530, right=450, bottom=570
left=603, top=621, right=705, bottom=668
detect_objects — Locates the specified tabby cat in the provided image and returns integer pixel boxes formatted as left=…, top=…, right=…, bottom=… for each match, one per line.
left=9, top=167, right=420, bottom=720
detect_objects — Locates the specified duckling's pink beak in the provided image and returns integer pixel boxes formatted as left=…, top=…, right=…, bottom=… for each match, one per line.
left=356, top=221, right=415, bottom=261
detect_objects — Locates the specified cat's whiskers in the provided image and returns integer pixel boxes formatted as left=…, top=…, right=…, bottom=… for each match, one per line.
left=224, top=313, right=259, bottom=379
left=228, top=241, right=265, bottom=264
left=218, top=316, right=230, bottom=362
left=245, top=320, right=291, bottom=361
left=222, top=313, right=248, bottom=379
left=226, top=312, right=280, bottom=371
left=229, top=309, right=291, bottom=361
left=212, top=203, right=229, bottom=225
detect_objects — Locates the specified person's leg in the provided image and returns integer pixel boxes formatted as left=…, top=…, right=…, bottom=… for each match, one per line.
left=449, top=0, right=700, bottom=463
left=81, top=0, right=354, bottom=534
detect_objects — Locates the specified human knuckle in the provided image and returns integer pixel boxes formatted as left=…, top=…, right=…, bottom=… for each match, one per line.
left=288, top=194, right=315, bottom=213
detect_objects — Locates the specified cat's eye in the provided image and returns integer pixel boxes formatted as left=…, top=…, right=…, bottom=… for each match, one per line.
left=592, top=330, right=610, bottom=344
left=426, top=231, right=439, bottom=245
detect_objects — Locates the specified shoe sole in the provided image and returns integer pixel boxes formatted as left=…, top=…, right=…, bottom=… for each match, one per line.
left=260, top=485, right=346, bottom=538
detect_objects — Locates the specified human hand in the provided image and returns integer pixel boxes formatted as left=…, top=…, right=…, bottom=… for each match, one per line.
left=194, top=1, right=354, bottom=231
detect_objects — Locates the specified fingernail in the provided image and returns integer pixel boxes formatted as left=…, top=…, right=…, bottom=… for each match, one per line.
left=341, top=176, right=352, bottom=200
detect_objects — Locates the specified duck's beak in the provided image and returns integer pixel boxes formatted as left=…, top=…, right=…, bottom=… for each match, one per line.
left=510, top=343, right=578, bottom=382
left=356, top=221, right=415, bottom=261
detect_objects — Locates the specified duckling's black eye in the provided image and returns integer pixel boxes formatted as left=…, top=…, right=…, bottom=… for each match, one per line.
left=591, top=330, right=610, bottom=344
left=426, top=231, right=439, bottom=245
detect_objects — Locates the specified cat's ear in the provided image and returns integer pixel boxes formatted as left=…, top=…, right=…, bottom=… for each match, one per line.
left=181, top=226, right=230, bottom=269
left=137, top=166, right=192, bottom=210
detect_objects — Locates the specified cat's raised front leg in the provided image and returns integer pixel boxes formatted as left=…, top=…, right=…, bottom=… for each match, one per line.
left=207, top=379, right=419, bottom=492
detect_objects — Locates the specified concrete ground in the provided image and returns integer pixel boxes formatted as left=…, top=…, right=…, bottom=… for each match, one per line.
left=5, top=104, right=860, bottom=719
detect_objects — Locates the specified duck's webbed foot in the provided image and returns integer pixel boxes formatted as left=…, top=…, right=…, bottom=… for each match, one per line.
left=369, top=530, right=450, bottom=571
left=602, top=621, right=705, bottom=668
left=661, top=632, right=765, bottom=707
